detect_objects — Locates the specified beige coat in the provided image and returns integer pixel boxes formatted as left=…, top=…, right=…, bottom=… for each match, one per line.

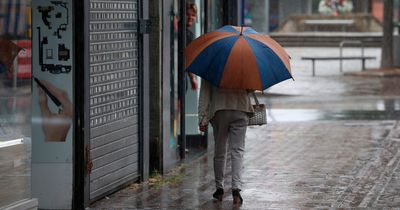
left=198, top=79, right=254, bottom=125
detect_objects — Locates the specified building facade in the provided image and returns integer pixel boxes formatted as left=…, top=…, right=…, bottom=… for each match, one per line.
left=0, top=0, right=241, bottom=209
left=244, top=0, right=375, bottom=33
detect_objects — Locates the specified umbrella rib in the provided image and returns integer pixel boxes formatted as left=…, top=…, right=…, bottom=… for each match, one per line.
left=209, top=41, right=237, bottom=86
left=246, top=35, right=292, bottom=74
left=247, top=36, right=293, bottom=80
left=187, top=36, right=237, bottom=86
left=244, top=36, right=292, bottom=89
left=185, top=33, right=237, bottom=68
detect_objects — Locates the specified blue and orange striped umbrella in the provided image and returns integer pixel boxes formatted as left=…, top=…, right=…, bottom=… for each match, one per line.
left=185, top=25, right=293, bottom=90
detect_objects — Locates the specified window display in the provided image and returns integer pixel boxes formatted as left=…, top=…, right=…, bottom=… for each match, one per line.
left=0, top=0, right=32, bottom=207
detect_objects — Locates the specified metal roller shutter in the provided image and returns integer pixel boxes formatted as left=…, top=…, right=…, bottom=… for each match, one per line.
left=88, top=0, right=140, bottom=200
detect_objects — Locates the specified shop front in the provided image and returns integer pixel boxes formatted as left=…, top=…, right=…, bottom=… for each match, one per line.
left=0, top=0, right=34, bottom=208
left=0, top=0, right=150, bottom=209
left=0, top=0, right=243, bottom=209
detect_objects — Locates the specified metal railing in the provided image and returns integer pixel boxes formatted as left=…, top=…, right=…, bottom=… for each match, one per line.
left=339, top=40, right=365, bottom=72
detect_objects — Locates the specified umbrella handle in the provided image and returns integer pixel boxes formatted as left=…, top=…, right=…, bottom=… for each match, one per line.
left=241, top=0, right=245, bottom=35
left=241, top=0, right=245, bottom=26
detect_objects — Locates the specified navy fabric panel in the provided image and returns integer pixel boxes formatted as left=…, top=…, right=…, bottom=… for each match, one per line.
left=186, top=36, right=239, bottom=86
left=217, top=25, right=238, bottom=34
left=244, top=37, right=292, bottom=89
left=243, top=28, right=258, bottom=35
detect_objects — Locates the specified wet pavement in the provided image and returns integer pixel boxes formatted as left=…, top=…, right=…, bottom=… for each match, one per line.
left=90, top=47, right=400, bottom=209
left=91, top=121, right=400, bottom=209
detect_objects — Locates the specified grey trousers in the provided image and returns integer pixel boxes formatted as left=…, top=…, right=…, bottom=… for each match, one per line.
left=211, top=110, right=248, bottom=190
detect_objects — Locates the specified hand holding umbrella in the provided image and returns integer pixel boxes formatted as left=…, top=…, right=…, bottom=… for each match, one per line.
left=36, top=78, right=73, bottom=142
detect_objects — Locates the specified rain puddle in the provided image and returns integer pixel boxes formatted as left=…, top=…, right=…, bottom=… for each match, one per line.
left=267, top=109, right=400, bottom=122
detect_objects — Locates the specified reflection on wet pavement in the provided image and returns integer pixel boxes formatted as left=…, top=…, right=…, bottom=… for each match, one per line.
left=268, top=109, right=400, bottom=122
left=264, top=84, right=400, bottom=122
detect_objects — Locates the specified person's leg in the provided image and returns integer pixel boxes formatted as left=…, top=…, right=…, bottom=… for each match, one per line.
left=228, top=111, right=248, bottom=191
left=211, top=111, right=230, bottom=190
left=228, top=111, right=248, bottom=204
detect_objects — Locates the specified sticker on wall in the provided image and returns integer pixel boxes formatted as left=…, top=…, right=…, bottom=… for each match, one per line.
left=37, top=26, right=71, bottom=74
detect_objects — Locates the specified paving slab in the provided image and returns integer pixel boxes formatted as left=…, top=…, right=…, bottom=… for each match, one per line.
left=91, top=121, right=400, bottom=209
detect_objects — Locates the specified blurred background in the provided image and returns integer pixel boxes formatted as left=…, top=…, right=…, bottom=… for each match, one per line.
left=0, top=0, right=400, bottom=208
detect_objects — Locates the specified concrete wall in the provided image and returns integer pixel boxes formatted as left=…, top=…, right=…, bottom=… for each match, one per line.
left=279, top=0, right=312, bottom=23
left=395, top=35, right=400, bottom=67
left=246, top=0, right=269, bottom=33
left=162, top=0, right=180, bottom=173
left=277, top=14, right=382, bottom=33
left=148, top=0, right=163, bottom=173
left=148, top=0, right=181, bottom=174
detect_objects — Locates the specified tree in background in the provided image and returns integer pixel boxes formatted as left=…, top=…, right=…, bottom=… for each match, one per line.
left=381, top=0, right=394, bottom=68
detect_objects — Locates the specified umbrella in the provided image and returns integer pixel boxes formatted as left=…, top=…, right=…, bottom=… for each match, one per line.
left=185, top=25, right=293, bottom=90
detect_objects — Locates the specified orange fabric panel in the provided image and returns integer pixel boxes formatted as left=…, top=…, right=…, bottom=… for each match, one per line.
left=220, top=36, right=262, bottom=90
left=185, top=32, right=235, bottom=68
left=247, top=34, right=292, bottom=73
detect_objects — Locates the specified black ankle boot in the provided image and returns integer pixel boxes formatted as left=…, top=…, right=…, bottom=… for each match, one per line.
left=232, top=189, right=243, bottom=205
left=213, top=188, right=224, bottom=201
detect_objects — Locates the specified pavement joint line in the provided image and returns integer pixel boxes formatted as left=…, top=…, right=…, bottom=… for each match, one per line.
left=373, top=147, right=400, bottom=207
left=356, top=121, right=400, bottom=208
left=359, top=121, right=400, bottom=207
left=334, top=121, right=397, bottom=208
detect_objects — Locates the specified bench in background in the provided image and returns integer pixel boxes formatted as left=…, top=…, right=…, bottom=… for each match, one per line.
left=302, top=56, right=376, bottom=76
left=301, top=40, right=377, bottom=76
left=303, top=19, right=355, bottom=32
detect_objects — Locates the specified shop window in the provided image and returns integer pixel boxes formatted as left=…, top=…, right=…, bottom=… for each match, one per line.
left=0, top=0, right=32, bottom=208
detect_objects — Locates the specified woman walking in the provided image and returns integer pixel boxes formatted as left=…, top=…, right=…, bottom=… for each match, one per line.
left=198, top=79, right=254, bottom=205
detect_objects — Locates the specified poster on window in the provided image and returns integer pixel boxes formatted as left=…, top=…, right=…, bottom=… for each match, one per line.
left=32, top=0, right=73, bottom=161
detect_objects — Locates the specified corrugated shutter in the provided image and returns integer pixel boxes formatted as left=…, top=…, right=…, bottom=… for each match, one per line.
left=88, top=0, right=140, bottom=200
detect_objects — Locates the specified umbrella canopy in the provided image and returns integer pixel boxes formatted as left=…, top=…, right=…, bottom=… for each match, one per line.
left=185, top=25, right=293, bottom=90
